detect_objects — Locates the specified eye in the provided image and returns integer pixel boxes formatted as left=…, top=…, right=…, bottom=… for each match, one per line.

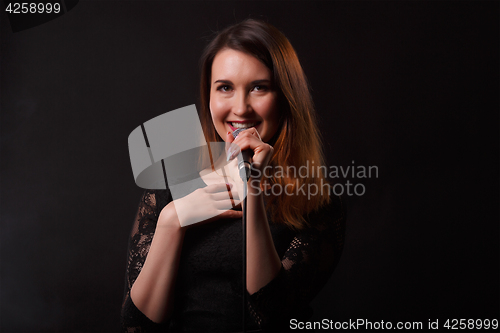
left=216, top=85, right=232, bottom=92
left=253, top=85, right=268, bottom=92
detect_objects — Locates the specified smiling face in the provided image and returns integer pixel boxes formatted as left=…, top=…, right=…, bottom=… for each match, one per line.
left=209, top=48, right=280, bottom=143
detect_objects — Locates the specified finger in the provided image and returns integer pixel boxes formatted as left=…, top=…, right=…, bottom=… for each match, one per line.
left=204, top=182, right=234, bottom=193
left=198, top=209, right=243, bottom=225
left=214, top=199, right=241, bottom=210
left=236, top=129, right=264, bottom=145
left=216, top=209, right=243, bottom=220
left=211, top=189, right=240, bottom=201
left=225, top=130, right=234, bottom=153
left=232, top=201, right=242, bottom=210
left=253, top=127, right=262, bottom=140
left=229, top=189, right=240, bottom=201
left=226, top=131, right=235, bottom=143
left=230, top=135, right=260, bottom=155
left=236, top=127, right=261, bottom=140
left=239, top=127, right=261, bottom=140
left=226, top=142, right=241, bottom=161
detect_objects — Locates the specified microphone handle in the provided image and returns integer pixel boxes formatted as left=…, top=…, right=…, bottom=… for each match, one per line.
left=232, top=129, right=253, bottom=181
left=238, top=150, right=253, bottom=181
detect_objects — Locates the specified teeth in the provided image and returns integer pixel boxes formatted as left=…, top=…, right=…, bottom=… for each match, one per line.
left=231, top=122, right=257, bottom=129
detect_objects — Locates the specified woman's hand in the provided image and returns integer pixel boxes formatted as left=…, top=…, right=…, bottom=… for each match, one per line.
left=158, top=182, right=242, bottom=229
left=226, top=129, right=274, bottom=181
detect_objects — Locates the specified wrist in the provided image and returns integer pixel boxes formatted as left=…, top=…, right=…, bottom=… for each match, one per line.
left=249, top=163, right=266, bottom=182
left=247, top=179, right=265, bottom=199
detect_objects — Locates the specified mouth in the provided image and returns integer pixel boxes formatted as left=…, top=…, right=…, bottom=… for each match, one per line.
left=227, top=121, right=262, bottom=131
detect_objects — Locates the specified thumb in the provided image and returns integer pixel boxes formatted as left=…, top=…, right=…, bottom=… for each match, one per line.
left=225, top=131, right=234, bottom=151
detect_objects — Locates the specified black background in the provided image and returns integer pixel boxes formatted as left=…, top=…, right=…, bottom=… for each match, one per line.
left=1, top=1, right=498, bottom=332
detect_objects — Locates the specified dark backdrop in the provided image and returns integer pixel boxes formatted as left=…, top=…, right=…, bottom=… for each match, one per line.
left=1, top=1, right=498, bottom=332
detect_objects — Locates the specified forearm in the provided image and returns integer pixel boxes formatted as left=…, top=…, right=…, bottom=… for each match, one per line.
left=245, top=180, right=282, bottom=295
left=130, top=203, right=185, bottom=324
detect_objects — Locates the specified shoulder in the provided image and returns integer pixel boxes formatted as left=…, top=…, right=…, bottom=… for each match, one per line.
left=139, top=187, right=173, bottom=217
left=152, top=188, right=173, bottom=211
left=298, top=192, right=347, bottom=256
left=294, top=193, right=346, bottom=264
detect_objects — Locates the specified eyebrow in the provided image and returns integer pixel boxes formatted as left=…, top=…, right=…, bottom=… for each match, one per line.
left=213, top=79, right=271, bottom=85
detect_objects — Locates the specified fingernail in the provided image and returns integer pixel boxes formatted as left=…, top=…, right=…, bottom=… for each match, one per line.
left=229, top=150, right=237, bottom=161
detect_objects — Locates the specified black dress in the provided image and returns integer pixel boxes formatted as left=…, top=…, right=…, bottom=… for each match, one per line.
left=121, top=178, right=346, bottom=332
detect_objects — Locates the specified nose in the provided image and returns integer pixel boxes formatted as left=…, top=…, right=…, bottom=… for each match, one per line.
left=232, top=90, right=253, bottom=117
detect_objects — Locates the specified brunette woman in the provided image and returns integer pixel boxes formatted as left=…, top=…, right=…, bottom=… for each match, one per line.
left=121, top=19, right=345, bottom=332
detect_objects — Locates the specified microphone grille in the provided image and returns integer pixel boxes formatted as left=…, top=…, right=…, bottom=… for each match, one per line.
left=232, top=128, right=246, bottom=139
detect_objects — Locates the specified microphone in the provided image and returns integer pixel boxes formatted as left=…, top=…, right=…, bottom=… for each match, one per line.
left=232, top=128, right=251, bottom=332
left=232, top=128, right=253, bottom=181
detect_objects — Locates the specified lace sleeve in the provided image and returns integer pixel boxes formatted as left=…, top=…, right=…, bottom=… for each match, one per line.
left=120, top=190, right=172, bottom=332
left=247, top=195, right=346, bottom=330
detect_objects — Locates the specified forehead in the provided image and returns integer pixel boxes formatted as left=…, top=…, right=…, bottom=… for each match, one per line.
left=211, top=49, right=271, bottom=81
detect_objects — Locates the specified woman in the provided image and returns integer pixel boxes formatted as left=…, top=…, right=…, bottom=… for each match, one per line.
left=121, top=19, right=345, bottom=332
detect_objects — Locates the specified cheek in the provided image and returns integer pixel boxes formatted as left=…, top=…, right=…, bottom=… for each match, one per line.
left=256, top=95, right=279, bottom=123
left=209, top=96, right=229, bottom=121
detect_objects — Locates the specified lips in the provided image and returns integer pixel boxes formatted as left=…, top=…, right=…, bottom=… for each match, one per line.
left=227, top=121, right=261, bottom=131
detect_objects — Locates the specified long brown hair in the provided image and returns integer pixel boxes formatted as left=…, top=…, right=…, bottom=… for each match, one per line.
left=199, top=19, right=330, bottom=230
